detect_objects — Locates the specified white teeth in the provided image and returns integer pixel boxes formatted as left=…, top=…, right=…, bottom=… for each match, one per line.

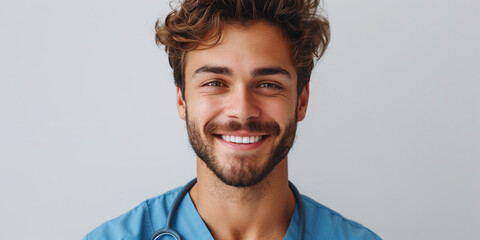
left=221, top=135, right=263, bottom=144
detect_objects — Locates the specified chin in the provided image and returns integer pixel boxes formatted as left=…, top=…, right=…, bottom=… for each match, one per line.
left=206, top=152, right=281, bottom=188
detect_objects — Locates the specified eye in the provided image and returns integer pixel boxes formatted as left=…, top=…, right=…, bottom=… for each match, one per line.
left=258, top=82, right=281, bottom=88
left=204, top=81, right=225, bottom=87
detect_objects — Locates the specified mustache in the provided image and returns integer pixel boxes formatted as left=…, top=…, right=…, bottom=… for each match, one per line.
left=204, top=120, right=281, bottom=136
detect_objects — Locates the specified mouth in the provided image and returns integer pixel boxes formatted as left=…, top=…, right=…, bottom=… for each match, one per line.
left=220, top=135, right=264, bottom=144
left=213, top=134, right=269, bottom=150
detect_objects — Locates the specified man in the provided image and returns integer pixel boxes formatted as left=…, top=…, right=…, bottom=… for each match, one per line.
left=84, top=0, right=381, bottom=239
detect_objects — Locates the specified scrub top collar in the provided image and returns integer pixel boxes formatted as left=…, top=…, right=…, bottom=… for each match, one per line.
left=169, top=192, right=300, bottom=240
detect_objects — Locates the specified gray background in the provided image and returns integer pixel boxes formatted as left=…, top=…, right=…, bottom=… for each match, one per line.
left=0, top=0, right=479, bottom=239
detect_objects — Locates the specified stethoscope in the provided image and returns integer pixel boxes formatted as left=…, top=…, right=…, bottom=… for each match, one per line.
left=150, top=178, right=305, bottom=240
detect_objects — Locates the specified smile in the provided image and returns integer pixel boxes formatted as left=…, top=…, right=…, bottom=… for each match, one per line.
left=221, top=135, right=263, bottom=144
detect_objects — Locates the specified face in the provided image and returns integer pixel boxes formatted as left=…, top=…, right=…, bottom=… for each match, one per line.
left=177, top=21, right=309, bottom=187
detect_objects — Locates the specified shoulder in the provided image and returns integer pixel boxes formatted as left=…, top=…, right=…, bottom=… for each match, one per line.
left=83, top=187, right=183, bottom=240
left=301, top=195, right=382, bottom=240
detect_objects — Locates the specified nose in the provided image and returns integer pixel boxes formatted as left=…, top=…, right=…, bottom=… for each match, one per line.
left=224, top=86, right=260, bottom=121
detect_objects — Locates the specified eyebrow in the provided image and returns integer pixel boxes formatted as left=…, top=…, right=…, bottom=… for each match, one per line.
left=192, top=65, right=292, bottom=79
left=252, top=67, right=292, bottom=79
left=192, top=65, right=232, bottom=78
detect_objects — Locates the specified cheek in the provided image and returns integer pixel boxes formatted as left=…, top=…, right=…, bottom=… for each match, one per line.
left=261, top=99, right=297, bottom=121
left=186, top=97, right=223, bottom=122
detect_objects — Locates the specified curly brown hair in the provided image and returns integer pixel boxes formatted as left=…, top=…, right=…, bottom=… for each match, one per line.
left=155, top=0, right=330, bottom=97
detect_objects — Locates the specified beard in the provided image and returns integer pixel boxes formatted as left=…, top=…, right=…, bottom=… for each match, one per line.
left=186, top=112, right=298, bottom=188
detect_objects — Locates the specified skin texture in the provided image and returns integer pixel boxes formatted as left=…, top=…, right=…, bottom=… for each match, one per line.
left=176, top=21, right=309, bottom=240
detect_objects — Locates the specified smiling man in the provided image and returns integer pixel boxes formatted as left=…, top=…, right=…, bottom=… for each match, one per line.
left=83, top=1, right=381, bottom=239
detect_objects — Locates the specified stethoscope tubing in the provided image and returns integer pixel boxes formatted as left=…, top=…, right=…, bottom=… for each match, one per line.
left=289, top=181, right=305, bottom=240
left=151, top=179, right=197, bottom=240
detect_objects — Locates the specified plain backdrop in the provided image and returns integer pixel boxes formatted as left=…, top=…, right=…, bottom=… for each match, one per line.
left=0, top=0, right=479, bottom=239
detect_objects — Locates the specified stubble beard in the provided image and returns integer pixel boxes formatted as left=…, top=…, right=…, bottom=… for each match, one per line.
left=185, top=110, right=298, bottom=188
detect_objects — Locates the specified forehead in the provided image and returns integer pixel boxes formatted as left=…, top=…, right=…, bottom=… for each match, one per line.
left=184, top=21, right=296, bottom=78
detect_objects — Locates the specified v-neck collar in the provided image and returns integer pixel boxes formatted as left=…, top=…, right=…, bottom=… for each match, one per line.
left=171, top=192, right=300, bottom=240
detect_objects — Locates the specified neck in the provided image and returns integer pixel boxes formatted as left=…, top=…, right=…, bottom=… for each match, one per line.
left=190, top=158, right=296, bottom=240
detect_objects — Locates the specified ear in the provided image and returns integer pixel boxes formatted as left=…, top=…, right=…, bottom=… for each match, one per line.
left=297, top=83, right=310, bottom=122
left=176, top=87, right=186, bottom=120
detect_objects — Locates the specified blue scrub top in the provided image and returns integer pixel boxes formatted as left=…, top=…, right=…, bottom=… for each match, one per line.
left=83, top=186, right=381, bottom=240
